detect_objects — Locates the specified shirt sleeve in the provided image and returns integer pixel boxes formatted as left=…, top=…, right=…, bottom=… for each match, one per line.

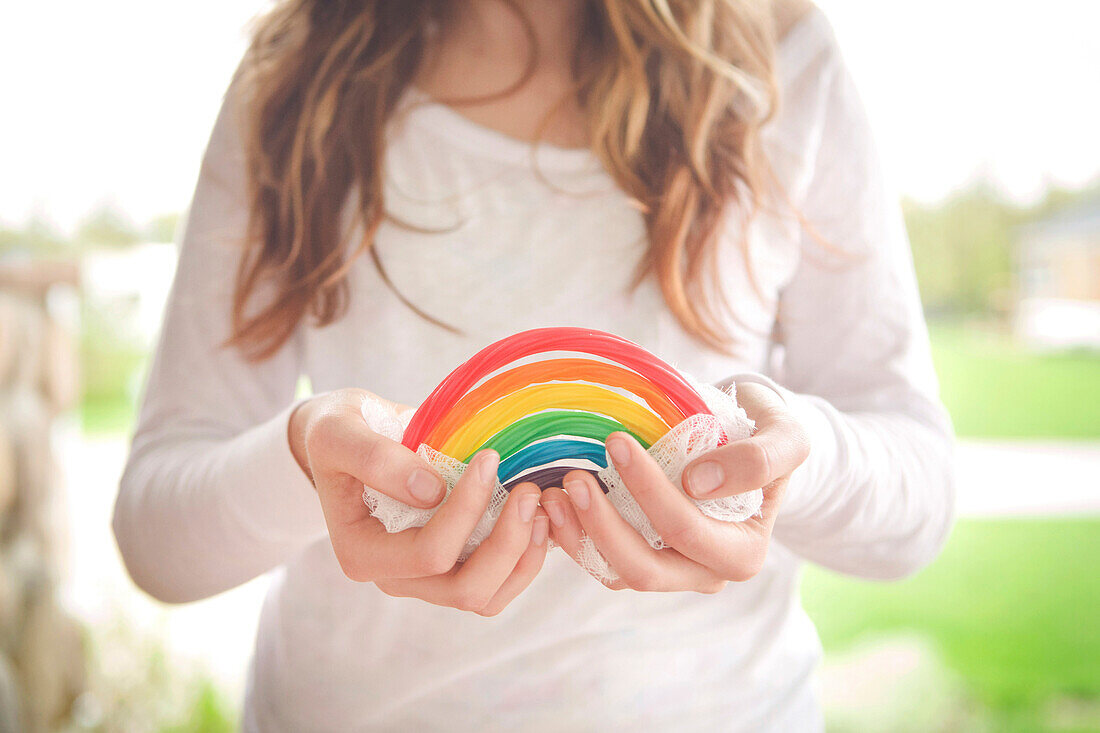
left=112, top=74, right=329, bottom=604
left=753, top=13, right=956, bottom=580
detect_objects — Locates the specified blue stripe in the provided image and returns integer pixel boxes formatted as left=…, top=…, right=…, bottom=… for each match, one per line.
left=497, top=438, right=608, bottom=484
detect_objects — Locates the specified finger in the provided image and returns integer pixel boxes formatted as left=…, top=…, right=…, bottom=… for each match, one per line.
left=602, top=434, right=771, bottom=582
left=562, top=470, right=724, bottom=592
left=755, top=476, right=791, bottom=533
left=405, top=449, right=503, bottom=573
left=313, top=407, right=446, bottom=508
left=374, top=508, right=549, bottom=616
left=445, top=482, right=543, bottom=611
left=603, top=432, right=724, bottom=562
left=542, top=485, right=628, bottom=590
left=477, top=510, right=550, bottom=617
left=540, top=487, right=583, bottom=553
left=682, top=383, right=810, bottom=500
left=322, top=450, right=499, bottom=582
left=375, top=481, right=540, bottom=610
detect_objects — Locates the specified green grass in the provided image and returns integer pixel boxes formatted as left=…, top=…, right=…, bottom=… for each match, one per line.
left=84, top=612, right=238, bottom=732
left=929, top=322, right=1100, bottom=438
left=802, top=518, right=1100, bottom=716
left=81, top=392, right=138, bottom=435
left=158, top=680, right=236, bottom=733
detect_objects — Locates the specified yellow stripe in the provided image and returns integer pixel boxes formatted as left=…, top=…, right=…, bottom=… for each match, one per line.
left=440, top=383, right=670, bottom=459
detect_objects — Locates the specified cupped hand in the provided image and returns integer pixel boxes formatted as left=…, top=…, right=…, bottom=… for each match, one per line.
left=542, top=382, right=810, bottom=592
left=289, top=388, right=550, bottom=616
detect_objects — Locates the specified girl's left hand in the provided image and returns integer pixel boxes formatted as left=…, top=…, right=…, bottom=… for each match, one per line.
left=542, top=382, right=810, bottom=592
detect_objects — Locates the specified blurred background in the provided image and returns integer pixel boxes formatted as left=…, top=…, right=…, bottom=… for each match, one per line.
left=1, top=1, right=1097, bottom=731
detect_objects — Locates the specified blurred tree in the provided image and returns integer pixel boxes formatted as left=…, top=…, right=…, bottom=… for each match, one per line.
left=75, top=205, right=140, bottom=249
left=903, top=176, right=1100, bottom=318
left=1028, top=178, right=1100, bottom=219
left=144, top=212, right=180, bottom=244
left=904, top=184, right=1021, bottom=316
left=0, top=215, right=70, bottom=256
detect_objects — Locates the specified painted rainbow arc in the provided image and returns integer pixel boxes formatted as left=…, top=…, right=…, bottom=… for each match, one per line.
left=403, top=327, right=719, bottom=490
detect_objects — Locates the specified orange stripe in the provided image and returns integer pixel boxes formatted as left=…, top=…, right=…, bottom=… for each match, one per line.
left=425, top=357, right=686, bottom=450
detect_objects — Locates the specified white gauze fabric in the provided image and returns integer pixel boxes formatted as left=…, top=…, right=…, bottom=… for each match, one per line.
left=575, top=378, right=760, bottom=583
left=360, top=378, right=761, bottom=574
left=359, top=398, right=511, bottom=561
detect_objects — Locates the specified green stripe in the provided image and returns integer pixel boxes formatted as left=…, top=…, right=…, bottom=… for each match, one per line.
left=462, top=410, right=650, bottom=463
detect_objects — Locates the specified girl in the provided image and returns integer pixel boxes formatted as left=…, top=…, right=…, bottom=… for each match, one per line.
left=113, top=1, right=955, bottom=730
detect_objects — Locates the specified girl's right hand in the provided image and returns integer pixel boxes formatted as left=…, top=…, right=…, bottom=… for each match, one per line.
left=289, top=388, right=549, bottom=616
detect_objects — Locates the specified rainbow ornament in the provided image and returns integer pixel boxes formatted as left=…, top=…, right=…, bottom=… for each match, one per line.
left=401, top=327, right=728, bottom=491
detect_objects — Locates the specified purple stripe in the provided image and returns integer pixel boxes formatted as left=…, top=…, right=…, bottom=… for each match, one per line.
left=503, top=465, right=609, bottom=494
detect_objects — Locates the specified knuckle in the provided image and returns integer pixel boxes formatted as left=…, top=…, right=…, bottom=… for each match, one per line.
left=304, top=412, right=336, bottom=453
left=775, top=414, right=812, bottom=457
left=727, top=544, right=767, bottom=582
left=740, top=382, right=781, bottom=413
left=415, top=545, right=457, bottom=577
left=744, top=441, right=773, bottom=487
left=739, top=564, right=763, bottom=582
left=792, top=426, right=812, bottom=464
left=372, top=579, right=402, bottom=598
left=359, top=434, right=390, bottom=480
left=451, top=587, right=491, bottom=614
left=696, top=579, right=728, bottom=595
left=725, top=566, right=754, bottom=583
left=337, top=556, right=370, bottom=583
left=619, top=565, right=660, bottom=592
left=661, top=516, right=705, bottom=553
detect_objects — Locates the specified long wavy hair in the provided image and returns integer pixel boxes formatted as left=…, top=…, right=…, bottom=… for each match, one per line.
left=231, top=0, right=782, bottom=360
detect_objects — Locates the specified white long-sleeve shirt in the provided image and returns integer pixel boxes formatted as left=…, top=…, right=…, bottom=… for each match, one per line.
left=114, top=8, right=955, bottom=731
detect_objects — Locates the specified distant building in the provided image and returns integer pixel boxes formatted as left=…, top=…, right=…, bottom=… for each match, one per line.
left=1015, top=199, right=1100, bottom=350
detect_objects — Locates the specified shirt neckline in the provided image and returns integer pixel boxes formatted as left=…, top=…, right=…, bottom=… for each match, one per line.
left=397, top=5, right=827, bottom=170
left=399, top=87, right=601, bottom=173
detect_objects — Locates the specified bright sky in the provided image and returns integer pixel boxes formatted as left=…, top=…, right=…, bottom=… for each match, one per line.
left=2, top=0, right=1098, bottom=232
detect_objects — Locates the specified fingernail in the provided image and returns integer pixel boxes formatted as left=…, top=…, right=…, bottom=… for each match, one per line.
left=606, top=436, right=631, bottom=468
left=544, top=501, right=567, bottom=528
left=518, top=494, right=539, bottom=522
left=407, top=468, right=443, bottom=503
left=531, top=516, right=549, bottom=546
left=564, top=477, right=590, bottom=511
left=687, top=461, right=724, bottom=496
left=476, top=450, right=499, bottom=484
